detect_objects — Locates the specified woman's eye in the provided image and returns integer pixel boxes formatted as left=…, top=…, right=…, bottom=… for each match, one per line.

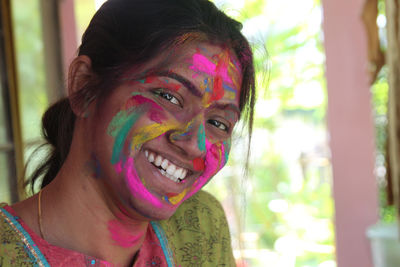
left=207, top=119, right=229, bottom=132
left=155, top=90, right=181, bottom=106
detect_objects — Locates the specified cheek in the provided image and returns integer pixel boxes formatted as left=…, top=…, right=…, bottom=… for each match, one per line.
left=107, top=94, right=171, bottom=163
left=115, top=158, right=165, bottom=208
left=167, top=139, right=228, bottom=206
left=190, top=141, right=228, bottom=194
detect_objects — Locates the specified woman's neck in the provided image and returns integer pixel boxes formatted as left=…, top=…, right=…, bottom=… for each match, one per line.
left=13, top=150, right=149, bottom=267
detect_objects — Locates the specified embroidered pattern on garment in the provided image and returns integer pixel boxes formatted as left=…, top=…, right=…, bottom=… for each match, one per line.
left=0, top=207, right=50, bottom=267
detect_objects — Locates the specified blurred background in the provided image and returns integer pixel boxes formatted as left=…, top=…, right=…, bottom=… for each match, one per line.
left=0, top=0, right=394, bottom=266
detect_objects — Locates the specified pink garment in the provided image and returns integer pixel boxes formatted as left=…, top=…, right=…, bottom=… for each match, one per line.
left=3, top=205, right=167, bottom=267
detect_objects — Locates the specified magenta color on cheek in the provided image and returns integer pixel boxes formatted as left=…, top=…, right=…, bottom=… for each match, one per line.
left=132, top=95, right=166, bottom=123
left=149, top=111, right=164, bottom=124
left=107, top=219, right=143, bottom=248
left=182, top=139, right=226, bottom=202
left=115, top=158, right=164, bottom=209
left=128, top=95, right=162, bottom=110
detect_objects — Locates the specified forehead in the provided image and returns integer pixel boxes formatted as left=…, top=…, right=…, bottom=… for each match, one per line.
left=164, top=42, right=242, bottom=105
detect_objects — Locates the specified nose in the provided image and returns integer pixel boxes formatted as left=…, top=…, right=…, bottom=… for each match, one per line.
left=167, top=118, right=207, bottom=159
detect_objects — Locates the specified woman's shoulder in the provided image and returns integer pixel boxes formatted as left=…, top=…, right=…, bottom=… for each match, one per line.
left=176, top=190, right=226, bottom=217
left=0, top=204, right=40, bottom=266
left=158, top=190, right=235, bottom=266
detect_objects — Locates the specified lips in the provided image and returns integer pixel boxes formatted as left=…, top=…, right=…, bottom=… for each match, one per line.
left=144, top=150, right=190, bottom=183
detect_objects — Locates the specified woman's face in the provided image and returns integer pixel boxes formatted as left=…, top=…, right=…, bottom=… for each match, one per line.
left=90, top=42, right=242, bottom=220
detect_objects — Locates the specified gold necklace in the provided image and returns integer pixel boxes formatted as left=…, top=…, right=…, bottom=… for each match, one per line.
left=38, top=190, right=45, bottom=239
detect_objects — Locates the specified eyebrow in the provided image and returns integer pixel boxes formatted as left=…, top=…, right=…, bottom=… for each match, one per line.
left=155, top=70, right=203, bottom=98
left=208, top=102, right=241, bottom=120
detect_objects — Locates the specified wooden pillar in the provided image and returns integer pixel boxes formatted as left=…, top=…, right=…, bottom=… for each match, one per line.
left=322, top=0, right=379, bottom=266
left=385, top=0, right=400, bottom=223
left=39, top=0, right=77, bottom=101
left=59, top=0, right=78, bottom=86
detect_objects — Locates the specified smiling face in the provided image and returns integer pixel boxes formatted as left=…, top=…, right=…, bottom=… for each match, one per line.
left=89, top=42, right=242, bottom=220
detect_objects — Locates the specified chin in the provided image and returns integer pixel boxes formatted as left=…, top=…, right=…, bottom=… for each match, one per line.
left=127, top=194, right=178, bottom=221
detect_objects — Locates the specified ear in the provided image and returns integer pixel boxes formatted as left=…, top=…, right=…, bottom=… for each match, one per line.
left=67, top=55, right=93, bottom=117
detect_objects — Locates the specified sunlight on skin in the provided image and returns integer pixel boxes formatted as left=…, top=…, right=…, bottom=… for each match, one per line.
left=105, top=45, right=240, bottom=246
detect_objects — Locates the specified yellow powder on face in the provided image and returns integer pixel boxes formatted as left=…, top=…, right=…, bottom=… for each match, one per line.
left=224, top=91, right=237, bottom=100
left=130, top=123, right=179, bottom=150
left=169, top=117, right=197, bottom=142
left=168, top=188, right=189, bottom=205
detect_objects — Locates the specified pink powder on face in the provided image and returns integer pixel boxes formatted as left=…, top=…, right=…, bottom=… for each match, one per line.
left=115, top=161, right=123, bottom=173
left=121, top=157, right=165, bottom=208
left=127, top=95, right=163, bottom=111
left=180, top=140, right=226, bottom=204
left=126, top=95, right=166, bottom=123
left=190, top=52, right=233, bottom=84
left=107, top=219, right=144, bottom=248
left=149, top=111, right=164, bottom=123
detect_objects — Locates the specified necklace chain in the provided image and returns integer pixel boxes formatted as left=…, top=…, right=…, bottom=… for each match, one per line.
left=38, top=190, right=45, bottom=239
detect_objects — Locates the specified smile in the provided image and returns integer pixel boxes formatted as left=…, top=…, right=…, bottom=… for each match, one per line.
left=144, top=150, right=189, bottom=183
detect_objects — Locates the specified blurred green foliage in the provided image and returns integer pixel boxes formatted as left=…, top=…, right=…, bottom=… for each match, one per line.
left=12, top=0, right=48, bottom=145
left=206, top=0, right=335, bottom=266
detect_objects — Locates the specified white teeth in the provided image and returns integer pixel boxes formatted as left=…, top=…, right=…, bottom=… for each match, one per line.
left=180, top=169, right=187, bottom=179
left=166, top=164, right=176, bottom=175
left=155, top=155, right=162, bottom=166
left=173, top=168, right=182, bottom=179
left=144, top=150, right=190, bottom=183
left=148, top=153, right=154, bottom=163
left=161, top=159, right=169, bottom=169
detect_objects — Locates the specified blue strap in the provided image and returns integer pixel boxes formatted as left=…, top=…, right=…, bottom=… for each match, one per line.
left=0, top=207, right=50, bottom=267
left=150, top=221, right=175, bottom=267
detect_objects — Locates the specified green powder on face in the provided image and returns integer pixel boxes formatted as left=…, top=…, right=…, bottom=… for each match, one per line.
left=223, top=140, right=230, bottom=163
left=108, top=105, right=147, bottom=164
left=110, top=112, right=142, bottom=164
left=197, top=123, right=206, bottom=152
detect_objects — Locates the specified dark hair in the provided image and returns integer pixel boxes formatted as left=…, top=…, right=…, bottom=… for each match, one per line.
left=27, top=0, right=256, bottom=193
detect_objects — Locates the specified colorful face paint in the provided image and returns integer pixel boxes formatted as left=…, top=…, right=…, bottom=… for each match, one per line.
left=107, top=211, right=146, bottom=248
left=108, top=219, right=144, bottom=248
left=101, top=42, right=241, bottom=222
left=190, top=48, right=241, bottom=105
left=197, top=123, right=206, bottom=152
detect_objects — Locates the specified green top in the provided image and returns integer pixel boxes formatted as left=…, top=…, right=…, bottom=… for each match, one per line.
left=0, top=190, right=235, bottom=266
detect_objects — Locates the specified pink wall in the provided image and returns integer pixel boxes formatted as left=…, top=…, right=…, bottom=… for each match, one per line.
left=322, top=0, right=379, bottom=266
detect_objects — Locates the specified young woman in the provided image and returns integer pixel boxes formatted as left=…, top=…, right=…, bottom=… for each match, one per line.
left=0, top=0, right=255, bottom=266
